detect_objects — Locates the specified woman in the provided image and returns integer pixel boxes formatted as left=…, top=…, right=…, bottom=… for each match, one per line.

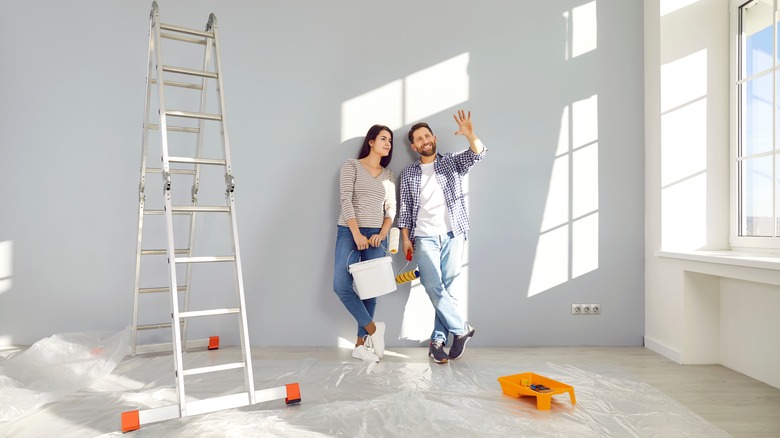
left=333, top=124, right=395, bottom=362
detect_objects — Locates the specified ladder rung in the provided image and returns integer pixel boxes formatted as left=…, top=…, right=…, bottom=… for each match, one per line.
left=160, top=32, right=207, bottom=45
left=144, top=209, right=195, bottom=216
left=159, top=22, right=213, bottom=39
left=168, top=156, right=226, bottom=166
left=137, top=323, right=170, bottom=331
left=148, top=123, right=200, bottom=133
left=141, top=249, right=189, bottom=255
left=139, top=286, right=187, bottom=294
left=171, top=206, right=230, bottom=213
left=180, top=308, right=240, bottom=318
left=162, top=65, right=218, bottom=79
left=165, top=110, right=222, bottom=121
left=136, top=322, right=182, bottom=331
left=175, top=256, right=235, bottom=264
left=121, top=388, right=295, bottom=427
left=184, top=392, right=252, bottom=417
left=133, top=338, right=211, bottom=356
left=150, top=78, right=204, bottom=91
left=183, top=361, right=246, bottom=377
left=145, top=167, right=197, bottom=175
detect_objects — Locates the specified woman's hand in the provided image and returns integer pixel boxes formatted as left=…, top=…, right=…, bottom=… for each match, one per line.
left=353, top=234, right=370, bottom=250
left=368, top=232, right=386, bottom=248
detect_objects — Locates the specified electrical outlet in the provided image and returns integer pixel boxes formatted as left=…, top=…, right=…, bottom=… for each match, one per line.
left=572, top=303, right=601, bottom=315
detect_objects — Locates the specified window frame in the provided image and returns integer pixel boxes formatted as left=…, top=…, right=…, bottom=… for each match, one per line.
left=730, top=0, right=780, bottom=252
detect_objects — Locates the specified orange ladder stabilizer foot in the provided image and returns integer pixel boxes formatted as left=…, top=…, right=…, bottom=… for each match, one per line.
left=121, top=410, right=140, bottom=433
left=285, top=383, right=301, bottom=404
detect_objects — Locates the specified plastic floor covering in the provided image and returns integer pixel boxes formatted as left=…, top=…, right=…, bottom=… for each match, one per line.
left=0, top=329, right=730, bottom=437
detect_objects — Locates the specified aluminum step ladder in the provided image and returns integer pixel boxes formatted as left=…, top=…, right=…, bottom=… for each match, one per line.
left=122, top=2, right=300, bottom=432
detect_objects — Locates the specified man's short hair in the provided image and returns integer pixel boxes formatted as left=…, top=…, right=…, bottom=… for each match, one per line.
left=408, top=122, right=433, bottom=143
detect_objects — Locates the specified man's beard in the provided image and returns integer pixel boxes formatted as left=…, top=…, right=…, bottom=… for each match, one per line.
left=419, top=142, right=437, bottom=157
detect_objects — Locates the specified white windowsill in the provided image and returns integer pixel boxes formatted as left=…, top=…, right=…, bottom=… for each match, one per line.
left=655, top=250, right=780, bottom=271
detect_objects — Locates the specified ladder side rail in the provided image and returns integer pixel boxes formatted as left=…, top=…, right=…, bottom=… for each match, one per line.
left=151, top=9, right=188, bottom=418
left=181, top=219, right=195, bottom=348
left=210, top=22, right=235, bottom=173
left=132, top=10, right=159, bottom=356
left=227, top=191, right=256, bottom=400
left=182, top=29, right=214, bottom=347
left=211, top=21, right=257, bottom=400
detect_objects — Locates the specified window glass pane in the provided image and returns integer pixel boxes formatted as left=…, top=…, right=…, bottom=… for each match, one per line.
left=737, top=1, right=779, bottom=243
left=745, top=75, right=773, bottom=156
left=743, top=0, right=773, bottom=78
left=741, top=155, right=774, bottom=236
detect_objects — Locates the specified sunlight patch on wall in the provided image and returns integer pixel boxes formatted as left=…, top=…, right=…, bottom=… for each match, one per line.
left=340, top=80, right=403, bottom=142
left=0, top=335, right=12, bottom=349
left=565, top=1, right=598, bottom=59
left=340, top=53, right=470, bottom=142
left=661, top=49, right=707, bottom=113
left=660, top=49, right=708, bottom=250
left=404, top=53, right=470, bottom=124
left=529, top=96, right=599, bottom=297
left=0, top=240, right=12, bottom=295
left=0, top=241, right=10, bottom=346
left=541, top=154, right=569, bottom=231
left=661, top=99, right=707, bottom=186
left=399, top=280, right=434, bottom=342
left=459, top=178, right=470, bottom=323
left=573, top=212, right=599, bottom=278
left=528, top=226, right=570, bottom=295
left=662, top=174, right=707, bottom=250
left=337, top=336, right=355, bottom=349
left=660, top=0, right=701, bottom=17
left=573, top=141, right=599, bottom=218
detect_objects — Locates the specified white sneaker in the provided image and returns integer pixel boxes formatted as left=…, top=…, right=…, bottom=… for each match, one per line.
left=352, top=344, right=379, bottom=362
left=362, top=333, right=373, bottom=351
left=370, top=321, right=385, bottom=358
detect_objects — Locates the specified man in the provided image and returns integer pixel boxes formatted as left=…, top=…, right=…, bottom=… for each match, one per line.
left=397, top=110, right=487, bottom=364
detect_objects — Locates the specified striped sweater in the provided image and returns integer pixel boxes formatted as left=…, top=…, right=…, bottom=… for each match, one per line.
left=338, top=158, right=396, bottom=228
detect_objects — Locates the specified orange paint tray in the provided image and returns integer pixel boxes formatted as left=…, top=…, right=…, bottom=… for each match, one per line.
left=497, top=372, right=576, bottom=410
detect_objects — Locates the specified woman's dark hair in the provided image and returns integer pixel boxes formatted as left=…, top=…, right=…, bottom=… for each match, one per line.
left=407, top=122, right=433, bottom=143
left=358, top=124, right=393, bottom=167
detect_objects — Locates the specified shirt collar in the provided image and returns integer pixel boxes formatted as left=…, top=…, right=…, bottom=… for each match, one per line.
left=415, top=153, right=441, bottom=167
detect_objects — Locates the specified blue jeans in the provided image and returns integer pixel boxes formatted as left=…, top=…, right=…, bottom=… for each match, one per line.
left=415, top=232, right=468, bottom=343
left=333, top=225, right=386, bottom=338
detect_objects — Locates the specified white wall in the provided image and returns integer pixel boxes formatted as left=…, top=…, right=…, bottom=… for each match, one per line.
left=0, top=0, right=645, bottom=349
left=644, top=0, right=780, bottom=389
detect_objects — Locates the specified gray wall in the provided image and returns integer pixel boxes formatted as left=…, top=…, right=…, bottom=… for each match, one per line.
left=0, top=0, right=644, bottom=348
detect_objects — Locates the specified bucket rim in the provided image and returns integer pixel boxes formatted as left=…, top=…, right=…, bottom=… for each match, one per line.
left=348, top=256, right=392, bottom=272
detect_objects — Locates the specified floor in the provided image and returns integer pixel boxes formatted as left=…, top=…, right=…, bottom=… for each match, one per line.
left=1, top=331, right=779, bottom=437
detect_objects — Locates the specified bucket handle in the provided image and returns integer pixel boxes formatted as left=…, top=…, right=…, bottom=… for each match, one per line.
left=346, top=242, right=391, bottom=272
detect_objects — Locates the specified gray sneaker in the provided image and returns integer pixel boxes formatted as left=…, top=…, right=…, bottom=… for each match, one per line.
left=428, top=339, right=449, bottom=364
left=448, top=324, right=475, bottom=360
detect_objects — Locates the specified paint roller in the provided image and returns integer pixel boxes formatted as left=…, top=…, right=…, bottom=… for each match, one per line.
left=395, top=249, right=419, bottom=284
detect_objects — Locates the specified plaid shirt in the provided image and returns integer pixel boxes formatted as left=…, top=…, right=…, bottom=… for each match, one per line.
left=398, top=146, right=487, bottom=241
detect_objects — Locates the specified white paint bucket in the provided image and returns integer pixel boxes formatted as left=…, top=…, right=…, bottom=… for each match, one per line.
left=348, top=256, right=397, bottom=299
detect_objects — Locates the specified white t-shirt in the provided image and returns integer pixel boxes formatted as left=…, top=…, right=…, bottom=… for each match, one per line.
left=414, top=162, right=453, bottom=237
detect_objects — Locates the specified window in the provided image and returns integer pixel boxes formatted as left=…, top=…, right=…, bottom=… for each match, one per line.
left=733, top=0, right=780, bottom=250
